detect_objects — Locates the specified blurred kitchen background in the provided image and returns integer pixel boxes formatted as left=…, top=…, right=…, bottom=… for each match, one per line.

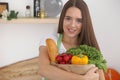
left=0, top=0, right=120, bottom=73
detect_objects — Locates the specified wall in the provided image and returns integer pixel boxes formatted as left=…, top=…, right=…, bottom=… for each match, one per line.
left=86, top=0, right=120, bottom=72
left=0, top=0, right=120, bottom=72
left=0, top=23, right=58, bottom=66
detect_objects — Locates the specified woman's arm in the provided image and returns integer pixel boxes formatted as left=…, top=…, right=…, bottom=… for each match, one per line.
left=39, top=46, right=99, bottom=80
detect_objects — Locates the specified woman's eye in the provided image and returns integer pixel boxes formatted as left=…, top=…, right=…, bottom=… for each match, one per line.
left=76, top=19, right=82, bottom=23
left=64, top=17, right=71, bottom=21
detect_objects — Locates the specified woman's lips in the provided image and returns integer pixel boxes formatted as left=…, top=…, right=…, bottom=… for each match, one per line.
left=68, top=28, right=76, bottom=33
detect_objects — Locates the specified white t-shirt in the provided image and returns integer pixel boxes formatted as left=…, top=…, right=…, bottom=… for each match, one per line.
left=39, top=33, right=66, bottom=54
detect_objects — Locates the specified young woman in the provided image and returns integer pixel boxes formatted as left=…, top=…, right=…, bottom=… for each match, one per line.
left=39, top=0, right=105, bottom=80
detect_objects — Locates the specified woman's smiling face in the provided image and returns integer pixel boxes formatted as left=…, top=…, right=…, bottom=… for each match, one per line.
left=63, top=7, right=82, bottom=38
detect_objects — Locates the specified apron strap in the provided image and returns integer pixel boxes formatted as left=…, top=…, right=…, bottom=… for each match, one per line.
left=57, top=34, right=63, bottom=50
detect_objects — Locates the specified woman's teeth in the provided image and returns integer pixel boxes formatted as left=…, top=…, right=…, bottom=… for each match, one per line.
left=69, top=29, right=75, bottom=33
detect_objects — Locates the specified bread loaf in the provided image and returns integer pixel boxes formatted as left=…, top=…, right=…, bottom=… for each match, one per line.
left=46, top=38, right=58, bottom=62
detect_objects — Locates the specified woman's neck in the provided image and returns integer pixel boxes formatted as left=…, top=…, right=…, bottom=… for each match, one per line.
left=62, top=35, right=78, bottom=50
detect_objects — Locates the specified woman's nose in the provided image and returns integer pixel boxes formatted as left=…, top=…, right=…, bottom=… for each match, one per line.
left=71, top=20, right=76, bottom=27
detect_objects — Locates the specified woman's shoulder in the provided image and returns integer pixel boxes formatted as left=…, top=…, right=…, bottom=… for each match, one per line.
left=39, top=33, right=59, bottom=46
left=42, top=33, right=59, bottom=40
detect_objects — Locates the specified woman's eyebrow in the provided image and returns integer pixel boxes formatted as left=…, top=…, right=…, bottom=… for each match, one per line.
left=64, top=16, right=71, bottom=18
left=65, top=16, right=82, bottom=19
left=77, top=18, right=82, bottom=20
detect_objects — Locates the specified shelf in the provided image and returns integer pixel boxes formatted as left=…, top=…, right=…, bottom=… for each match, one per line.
left=0, top=18, right=59, bottom=24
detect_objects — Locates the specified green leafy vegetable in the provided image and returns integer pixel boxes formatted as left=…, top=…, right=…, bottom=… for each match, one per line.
left=66, top=45, right=108, bottom=72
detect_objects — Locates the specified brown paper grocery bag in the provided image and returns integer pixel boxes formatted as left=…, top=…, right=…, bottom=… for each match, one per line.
left=51, top=62, right=95, bottom=75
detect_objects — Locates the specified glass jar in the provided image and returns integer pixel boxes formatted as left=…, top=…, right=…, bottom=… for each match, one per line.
left=39, top=9, right=46, bottom=18
left=25, top=5, right=31, bottom=18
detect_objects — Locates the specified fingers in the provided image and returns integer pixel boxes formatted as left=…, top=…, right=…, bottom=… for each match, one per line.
left=85, top=67, right=99, bottom=80
left=89, top=67, right=98, bottom=73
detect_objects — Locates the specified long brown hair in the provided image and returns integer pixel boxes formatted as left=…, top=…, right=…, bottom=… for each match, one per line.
left=58, top=0, right=100, bottom=51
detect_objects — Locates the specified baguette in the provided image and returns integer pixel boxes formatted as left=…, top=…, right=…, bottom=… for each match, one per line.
left=46, top=38, right=58, bottom=62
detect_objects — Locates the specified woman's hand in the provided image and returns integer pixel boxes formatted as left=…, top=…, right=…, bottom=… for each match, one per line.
left=84, top=67, right=99, bottom=80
